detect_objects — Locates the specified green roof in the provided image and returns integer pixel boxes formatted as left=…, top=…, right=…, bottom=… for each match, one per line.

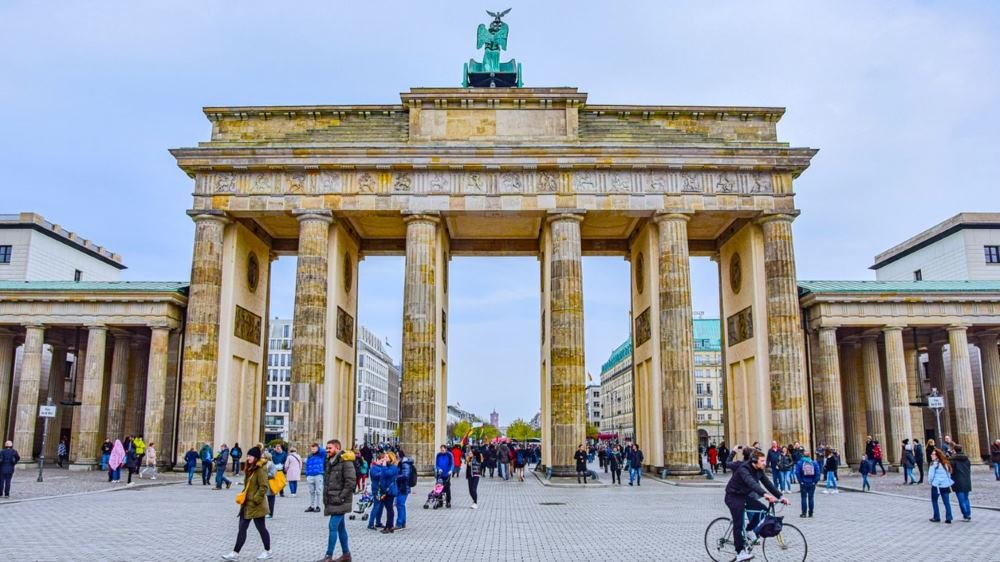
left=798, top=280, right=1000, bottom=296
left=694, top=318, right=722, bottom=351
left=0, top=281, right=189, bottom=294
left=600, top=338, right=632, bottom=375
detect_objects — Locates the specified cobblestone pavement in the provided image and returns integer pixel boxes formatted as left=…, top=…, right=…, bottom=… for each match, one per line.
left=1, top=465, right=186, bottom=501
left=831, top=465, right=1000, bottom=508
left=3, top=467, right=1000, bottom=562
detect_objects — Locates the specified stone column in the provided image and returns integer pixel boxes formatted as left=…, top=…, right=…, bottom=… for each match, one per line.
left=43, top=345, right=67, bottom=461
left=0, top=331, right=16, bottom=441
left=977, top=333, right=1000, bottom=445
left=13, top=325, right=45, bottom=461
left=927, top=340, right=951, bottom=437
left=401, top=213, right=441, bottom=471
left=288, top=209, right=333, bottom=449
left=143, top=326, right=171, bottom=462
left=904, top=342, right=925, bottom=443
left=104, top=331, right=130, bottom=440
left=948, top=325, right=981, bottom=460
left=758, top=213, right=810, bottom=446
left=840, top=342, right=866, bottom=465
left=70, top=325, right=107, bottom=469
left=546, top=212, right=586, bottom=477
left=861, top=334, right=887, bottom=443
left=816, top=327, right=846, bottom=458
left=883, top=326, right=913, bottom=465
left=655, top=212, right=699, bottom=473
left=177, top=210, right=228, bottom=464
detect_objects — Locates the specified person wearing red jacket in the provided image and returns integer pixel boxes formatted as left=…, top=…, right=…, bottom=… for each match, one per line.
left=451, top=445, right=463, bottom=478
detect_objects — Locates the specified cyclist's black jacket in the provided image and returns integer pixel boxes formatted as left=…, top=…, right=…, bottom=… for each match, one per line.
left=724, top=461, right=781, bottom=502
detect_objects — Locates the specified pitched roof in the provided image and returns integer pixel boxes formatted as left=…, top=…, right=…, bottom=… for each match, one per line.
left=0, top=281, right=189, bottom=294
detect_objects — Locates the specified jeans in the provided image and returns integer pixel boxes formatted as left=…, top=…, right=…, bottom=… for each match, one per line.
left=326, top=514, right=348, bottom=557
left=307, top=474, right=323, bottom=508
left=799, top=484, right=815, bottom=515
left=187, top=466, right=195, bottom=484
left=395, top=492, right=408, bottom=527
left=955, top=491, right=971, bottom=519
left=0, top=473, right=12, bottom=496
left=383, top=494, right=396, bottom=529
left=825, top=472, right=838, bottom=490
left=916, top=461, right=924, bottom=482
left=993, top=462, right=1000, bottom=480
left=629, top=467, right=640, bottom=484
left=931, top=486, right=953, bottom=521
left=202, top=462, right=212, bottom=485
left=215, top=466, right=231, bottom=488
left=100, top=453, right=109, bottom=471
left=266, top=494, right=275, bottom=517
left=368, top=498, right=383, bottom=527
left=905, top=467, right=916, bottom=484
left=498, top=463, right=507, bottom=480
left=231, top=457, right=241, bottom=474
left=861, top=473, right=870, bottom=491
left=288, top=480, right=298, bottom=495
left=108, top=467, right=120, bottom=481
left=468, top=477, right=479, bottom=504
left=611, top=468, right=621, bottom=484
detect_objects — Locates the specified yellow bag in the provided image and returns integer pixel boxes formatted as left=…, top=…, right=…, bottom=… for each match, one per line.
left=269, top=470, right=287, bottom=495
left=235, top=491, right=246, bottom=505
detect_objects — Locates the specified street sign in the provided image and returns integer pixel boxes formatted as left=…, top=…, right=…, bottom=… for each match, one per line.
left=928, top=396, right=945, bottom=409
left=39, top=405, right=57, bottom=418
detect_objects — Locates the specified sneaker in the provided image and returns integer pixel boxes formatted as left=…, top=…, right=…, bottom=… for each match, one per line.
left=290, top=493, right=296, bottom=497
left=221, top=552, right=239, bottom=561
left=735, top=550, right=755, bottom=561
left=226, top=481, right=233, bottom=489
left=821, top=490, right=829, bottom=494
left=471, top=503, right=478, bottom=509
left=256, top=551, right=272, bottom=560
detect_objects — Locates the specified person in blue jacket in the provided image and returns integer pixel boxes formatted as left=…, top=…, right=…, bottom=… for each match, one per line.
left=396, top=451, right=415, bottom=529
left=304, top=442, right=326, bottom=513
left=183, top=447, right=199, bottom=485
left=794, top=448, right=822, bottom=518
left=373, top=452, right=400, bottom=534
left=435, top=444, right=455, bottom=508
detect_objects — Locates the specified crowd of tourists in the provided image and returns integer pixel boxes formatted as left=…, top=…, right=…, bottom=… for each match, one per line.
left=99, top=434, right=158, bottom=485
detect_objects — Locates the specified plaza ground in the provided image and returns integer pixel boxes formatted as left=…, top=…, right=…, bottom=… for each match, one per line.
left=2, top=465, right=1000, bottom=561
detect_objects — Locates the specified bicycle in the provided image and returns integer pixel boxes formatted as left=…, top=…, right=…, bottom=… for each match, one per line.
left=704, top=502, right=808, bottom=562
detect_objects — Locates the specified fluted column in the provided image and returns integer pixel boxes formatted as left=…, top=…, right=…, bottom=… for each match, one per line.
left=547, top=212, right=586, bottom=477
left=104, top=331, right=130, bottom=440
left=758, top=213, right=810, bottom=446
left=288, top=209, right=333, bottom=448
left=143, top=326, right=171, bottom=461
left=883, top=326, right=913, bottom=464
left=977, top=334, right=1000, bottom=445
left=0, top=331, right=16, bottom=441
left=816, top=327, right=846, bottom=458
left=13, top=325, right=45, bottom=461
left=401, top=213, right=442, bottom=471
left=655, top=212, right=699, bottom=473
left=948, top=325, right=981, bottom=460
left=43, top=345, right=67, bottom=461
left=840, top=342, right=866, bottom=465
left=70, top=325, right=107, bottom=468
left=861, top=334, right=887, bottom=443
left=177, top=210, right=228, bottom=463
left=927, top=341, right=951, bottom=437
left=904, top=343, right=925, bottom=444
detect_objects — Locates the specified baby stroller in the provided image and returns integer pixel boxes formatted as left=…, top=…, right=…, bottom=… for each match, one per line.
left=349, top=485, right=374, bottom=520
left=423, top=478, right=445, bottom=510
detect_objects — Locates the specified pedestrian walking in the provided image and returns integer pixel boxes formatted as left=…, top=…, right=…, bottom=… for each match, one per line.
left=304, top=443, right=325, bottom=513
left=484, top=445, right=496, bottom=478
left=466, top=450, right=481, bottom=509
left=0, top=441, right=20, bottom=497
left=951, top=445, right=972, bottom=522
left=396, top=450, right=415, bottom=528
left=928, top=449, right=954, bottom=524
left=231, top=443, right=243, bottom=475
left=990, top=439, right=1000, bottom=481
left=718, top=442, right=730, bottom=474
left=100, top=438, right=112, bottom=471
left=902, top=439, right=917, bottom=485
left=356, top=456, right=369, bottom=493
left=627, top=444, right=644, bottom=486
left=140, top=442, right=158, bottom=480
left=872, top=440, right=886, bottom=476
left=794, top=449, right=821, bottom=518
left=222, top=446, right=272, bottom=561
left=598, top=445, right=607, bottom=472
left=200, top=443, right=214, bottom=486
left=859, top=455, right=873, bottom=491
left=124, top=443, right=139, bottom=486
left=263, top=451, right=278, bottom=519
left=314, top=439, right=355, bottom=562
left=435, top=444, right=454, bottom=508
left=184, top=447, right=199, bottom=485
left=913, top=438, right=925, bottom=483
left=821, top=449, right=839, bottom=494
left=513, top=446, right=526, bottom=482
left=496, top=442, right=510, bottom=481
left=574, top=444, right=589, bottom=484
left=778, top=446, right=794, bottom=492
left=56, top=438, right=68, bottom=468
left=450, top=444, right=463, bottom=479
left=108, top=439, right=125, bottom=483
left=608, top=445, right=623, bottom=485
left=133, top=435, right=146, bottom=468
left=284, top=447, right=302, bottom=497
left=271, top=444, right=288, bottom=497
left=215, top=444, right=233, bottom=490
left=707, top=443, right=719, bottom=473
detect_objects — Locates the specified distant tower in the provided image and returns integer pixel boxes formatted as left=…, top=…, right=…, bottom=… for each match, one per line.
left=490, top=409, right=499, bottom=427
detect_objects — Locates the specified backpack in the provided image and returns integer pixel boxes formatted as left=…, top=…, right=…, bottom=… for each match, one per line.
left=406, top=460, right=418, bottom=488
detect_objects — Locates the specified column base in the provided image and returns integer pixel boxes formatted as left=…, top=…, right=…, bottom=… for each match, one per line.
left=14, top=461, right=39, bottom=470
left=68, top=461, right=98, bottom=472
left=663, top=464, right=704, bottom=479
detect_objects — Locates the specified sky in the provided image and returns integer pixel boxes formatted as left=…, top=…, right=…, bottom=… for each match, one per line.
left=3, top=1, right=999, bottom=424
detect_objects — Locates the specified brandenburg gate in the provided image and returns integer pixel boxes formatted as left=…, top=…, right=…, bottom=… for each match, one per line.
left=170, top=82, right=817, bottom=476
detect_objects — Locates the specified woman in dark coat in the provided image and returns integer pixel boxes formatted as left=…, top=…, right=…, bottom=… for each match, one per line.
left=608, top=445, right=623, bottom=485
left=951, top=445, right=973, bottom=522
left=222, top=446, right=271, bottom=561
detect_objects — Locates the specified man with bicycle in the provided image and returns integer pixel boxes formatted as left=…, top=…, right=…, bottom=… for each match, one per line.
left=724, top=449, right=790, bottom=561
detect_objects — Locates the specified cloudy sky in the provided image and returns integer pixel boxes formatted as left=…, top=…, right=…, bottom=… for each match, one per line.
left=3, top=1, right=999, bottom=424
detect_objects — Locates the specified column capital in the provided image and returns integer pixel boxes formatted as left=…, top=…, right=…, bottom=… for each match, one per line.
left=84, top=324, right=107, bottom=332
left=818, top=325, right=839, bottom=335
left=947, top=324, right=971, bottom=333
left=546, top=209, right=585, bottom=224
left=186, top=209, right=230, bottom=225
left=653, top=211, right=692, bottom=224
left=974, top=332, right=1000, bottom=345
left=883, top=325, right=906, bottom=333
left=755, top=211, right=801, bottom=226
left=292, top=209, right=335, bottom=224
left=402, top=211, right=441, bottom=225
left=22, top=323, right=45, bottom=330
left=109, top=328, right=132, bottom=339
left=147, top=322, right=172, bottom=332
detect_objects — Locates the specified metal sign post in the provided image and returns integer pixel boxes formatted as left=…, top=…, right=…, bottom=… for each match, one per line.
left=928, top=388, right=945, bottom=443
left=37, top=398, right=56, bottom=483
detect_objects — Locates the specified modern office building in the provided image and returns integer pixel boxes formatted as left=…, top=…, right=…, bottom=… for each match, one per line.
left=354, top=325, right=400, bottom=446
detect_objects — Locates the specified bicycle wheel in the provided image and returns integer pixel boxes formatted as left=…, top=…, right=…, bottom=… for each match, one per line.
left=704, top=517, right=738, bottom=562
left=762, top=522, right=807, bottom=562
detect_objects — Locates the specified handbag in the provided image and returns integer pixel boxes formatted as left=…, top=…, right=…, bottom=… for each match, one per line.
left=235, top=491, right=246, bottom=505
left=754, top=513, right=784, bottom=538
left=269, top=469, right=287, bottom=494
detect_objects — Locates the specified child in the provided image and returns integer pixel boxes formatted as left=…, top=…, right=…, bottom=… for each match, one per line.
left=859, top=454, right=872, bottom=492
left=357, top=457, right=369, bottom=493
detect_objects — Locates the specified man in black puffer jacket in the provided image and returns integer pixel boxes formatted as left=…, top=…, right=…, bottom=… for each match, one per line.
left=724, top=450, right=788, bottom=561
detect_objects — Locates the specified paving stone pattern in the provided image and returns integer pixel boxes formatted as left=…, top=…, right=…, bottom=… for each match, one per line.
left=2, top=468, right=1000, bottom=561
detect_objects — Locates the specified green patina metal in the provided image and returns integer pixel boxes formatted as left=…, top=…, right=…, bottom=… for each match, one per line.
left=797, top=280, right=1000, bottom=296
left=463, top=9, right=523, bottom=88
left=0, top=280, right=189, bottom=294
